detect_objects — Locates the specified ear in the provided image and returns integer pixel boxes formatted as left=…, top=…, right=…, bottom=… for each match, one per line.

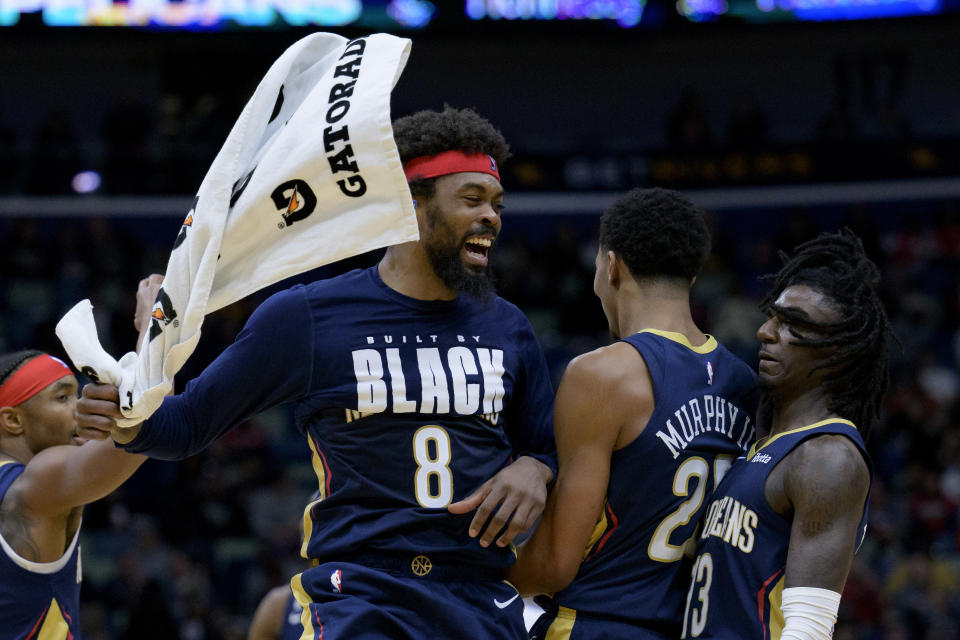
left=607, top=250, right=621, bottom=287
left=0, top=407, right=24, bottom=437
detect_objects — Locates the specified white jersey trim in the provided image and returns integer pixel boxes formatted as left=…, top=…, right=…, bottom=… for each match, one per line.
left=0, top=518, right=81, bottom=574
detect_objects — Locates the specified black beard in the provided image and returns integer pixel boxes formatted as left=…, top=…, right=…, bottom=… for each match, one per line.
left=426, top=243, right=496, bottom=301
left=424, top=205, right=496, bottom=301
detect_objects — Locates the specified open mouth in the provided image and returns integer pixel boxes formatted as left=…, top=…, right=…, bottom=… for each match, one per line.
left=463, top=236, right=493, bottom=266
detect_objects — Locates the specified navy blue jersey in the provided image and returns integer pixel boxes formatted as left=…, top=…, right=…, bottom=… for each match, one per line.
left=680, top=419, right=871, bottom=639
left=281, top=592, right=304, bottom=640
left=553, top=330, right=757, bottom=634
left=0, top=460, right=83, bottom=639
left=125, top=266, right=556, bottom=572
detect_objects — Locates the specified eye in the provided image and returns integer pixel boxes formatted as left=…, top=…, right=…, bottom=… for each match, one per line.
left=463, top=195, right=482, bottom=205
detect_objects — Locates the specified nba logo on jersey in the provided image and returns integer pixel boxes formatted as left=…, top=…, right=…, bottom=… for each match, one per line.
left=707, top=361, right=714, bottom=385
left=330, top=569, right=342, bottom=593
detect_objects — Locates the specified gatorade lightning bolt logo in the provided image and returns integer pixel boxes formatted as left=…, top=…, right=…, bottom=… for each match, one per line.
left=174, top=195, right=199, bottom=249
left=148, top=288, right=178, bottom=341
left=270, top=179, right=318, bottom=227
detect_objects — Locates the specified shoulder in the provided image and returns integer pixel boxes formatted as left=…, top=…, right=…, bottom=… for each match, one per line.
left=291, top=268, right=372, bottom=303
left=255, top=284, right=310, bottom=315
left=249, top=585, right=293, bottom=640
left=561, top=342, right=652, bottom=405
left=715, top=340, right=758, bottom=380
left=784, top=433, right=870, bottom=506
left=484, top=295, right=532, bottom=326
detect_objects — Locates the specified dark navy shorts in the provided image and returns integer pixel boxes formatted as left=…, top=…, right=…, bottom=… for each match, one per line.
left=291, top=558, right=527, bottom=639
left=528, top=596, right=675, bottom=640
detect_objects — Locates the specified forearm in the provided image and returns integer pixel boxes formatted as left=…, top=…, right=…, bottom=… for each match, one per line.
left=507, top=492, right=576, bottom=596
left=117, top=393, right=217, bottom=460
left=29, top=440, right=146, bottom=513
left=121, top=287, right=314, bottom=459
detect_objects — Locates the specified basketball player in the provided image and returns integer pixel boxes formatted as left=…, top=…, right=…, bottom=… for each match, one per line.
left=680, top=229, right=892, bottom=639
left=76, top=107, right=556, bottom=639
left=507, top=188, right=758, bottom=639
left=0, top=276, right=159, bottom=636
left=248, top=585, right=304, bottom=640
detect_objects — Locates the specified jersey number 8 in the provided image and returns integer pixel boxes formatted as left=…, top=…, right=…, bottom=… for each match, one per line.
left=413, top=426, right=453, bottom=508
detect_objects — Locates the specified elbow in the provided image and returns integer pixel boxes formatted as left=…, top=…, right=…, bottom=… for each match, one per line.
left=510, top=554, right=579, bottom=597
left=541, top=559, right=579, bottom=594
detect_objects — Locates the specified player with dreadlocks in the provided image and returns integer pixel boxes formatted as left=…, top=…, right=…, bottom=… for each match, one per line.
left=77, top=106, right=556, bottom=639
left=681, top=229, right=892, bottom=640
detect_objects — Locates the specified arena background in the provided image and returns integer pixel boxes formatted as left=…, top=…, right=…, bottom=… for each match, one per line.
left=2, top=2, right=960, bottom=637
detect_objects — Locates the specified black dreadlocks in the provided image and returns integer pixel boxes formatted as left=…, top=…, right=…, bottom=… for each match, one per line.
left=760, top=229, right=893, bottom=439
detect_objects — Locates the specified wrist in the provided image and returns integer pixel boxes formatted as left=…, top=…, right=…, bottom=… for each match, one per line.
left=518, top=455, right=554, bottom=486
left=780, top=586, right=841, bottom=640
left=111, top=423, right=143, bottom=446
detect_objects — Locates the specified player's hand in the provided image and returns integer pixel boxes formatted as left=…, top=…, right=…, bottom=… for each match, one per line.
left=75, top=383, right=141, bottom=444
left=448, top=456, right=553, bottom=548
left=134, top=274, right=165, bottom=330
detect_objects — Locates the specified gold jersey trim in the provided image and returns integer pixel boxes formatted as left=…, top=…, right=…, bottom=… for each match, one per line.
left=545, top=605, right=577, bottom=640
left=748, top=418, right=857, bottom=458
left=636, top=329, right=717, bottom=354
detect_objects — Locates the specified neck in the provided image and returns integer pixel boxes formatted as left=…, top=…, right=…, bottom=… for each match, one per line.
left=616, top=284, right=705, bottom=344
left=379, top=243, right=458, bottom=301
left=0, top=439, right=32, bottom=466
left=766, top=387, right=836, bottom=436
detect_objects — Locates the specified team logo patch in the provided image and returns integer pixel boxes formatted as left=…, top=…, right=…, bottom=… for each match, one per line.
left=411, top=555, right=432, bottom=577
left=706, top=361, right=714, bottom=385
left=330, top=569, right=342, bottom=593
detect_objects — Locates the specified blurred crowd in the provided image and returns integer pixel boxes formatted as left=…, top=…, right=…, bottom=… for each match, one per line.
left=0, top=48, right=943, bottom=197
left=1, top=195, right=959, bottom=639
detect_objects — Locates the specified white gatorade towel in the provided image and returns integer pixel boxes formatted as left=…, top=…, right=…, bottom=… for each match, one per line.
left=56, top=32, right=419, bottom=428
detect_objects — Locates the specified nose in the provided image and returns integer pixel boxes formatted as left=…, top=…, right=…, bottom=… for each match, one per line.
left=478, top=203, right=501, bottom=234
left=757, top=316, right=778, bottom=343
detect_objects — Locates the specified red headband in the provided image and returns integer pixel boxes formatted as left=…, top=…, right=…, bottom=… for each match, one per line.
left=403, top=150, right=500, bottom=183
left=0, top=355, right=73, bottom=409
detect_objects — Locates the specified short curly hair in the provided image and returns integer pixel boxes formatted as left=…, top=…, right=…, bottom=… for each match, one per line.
left=0, top=350, right=44, bottom=388
left=392, top=106, right=511, bottom=198
left=598, top=187, right=711, bottom=280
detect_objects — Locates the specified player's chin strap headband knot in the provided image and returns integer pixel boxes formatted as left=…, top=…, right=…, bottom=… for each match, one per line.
left=0, top=355, right=73, bottom=409
left=403, top=150, right=500, bottom=183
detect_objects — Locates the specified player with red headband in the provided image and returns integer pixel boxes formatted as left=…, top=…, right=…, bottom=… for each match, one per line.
left=77, top=107, right=557, bottom=638
left=0, top=277, right=159, bottom=636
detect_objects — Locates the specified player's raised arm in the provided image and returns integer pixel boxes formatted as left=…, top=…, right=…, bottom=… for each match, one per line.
left=8, top=275, right=164, bottom=517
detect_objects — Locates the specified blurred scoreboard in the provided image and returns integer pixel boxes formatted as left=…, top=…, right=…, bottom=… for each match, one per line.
left=0, top=0, right=951, bottom=28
